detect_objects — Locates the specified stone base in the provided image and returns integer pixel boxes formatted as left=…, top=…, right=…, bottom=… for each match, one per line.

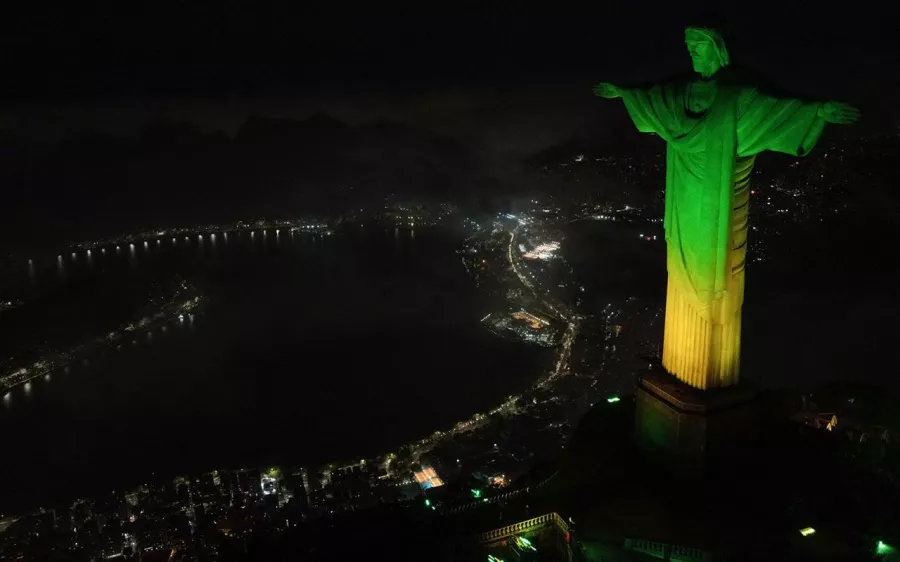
left=635, top=369, right=758, bottom=477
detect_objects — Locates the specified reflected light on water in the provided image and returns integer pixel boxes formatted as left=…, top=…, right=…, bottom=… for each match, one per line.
left=23, top=382, right=31, bottom=395
left=44, top=374, right=50, bottom=382
left=144, top=241, right=149, bottom=250
left=172, top=238, right=177, bottom=244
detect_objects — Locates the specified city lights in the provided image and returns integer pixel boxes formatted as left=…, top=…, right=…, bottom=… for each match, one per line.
left=522, top=241, right=560, bottom=260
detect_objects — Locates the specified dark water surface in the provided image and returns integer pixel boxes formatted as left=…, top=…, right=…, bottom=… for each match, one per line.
left=0, top=227, right=550, bottom=511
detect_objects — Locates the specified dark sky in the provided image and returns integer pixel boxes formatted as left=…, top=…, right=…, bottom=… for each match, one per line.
left=1, top=2, right=897, bottom=142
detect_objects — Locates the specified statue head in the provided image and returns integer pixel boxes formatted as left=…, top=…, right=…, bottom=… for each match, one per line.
left=684, top=27, right=730, bottom=78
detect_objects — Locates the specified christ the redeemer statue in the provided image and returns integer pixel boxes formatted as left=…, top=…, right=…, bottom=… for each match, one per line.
left=594, top=27, right=859, bottom=390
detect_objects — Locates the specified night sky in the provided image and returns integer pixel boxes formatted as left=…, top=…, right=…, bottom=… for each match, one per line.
left=1, top=3, right=897, bottom=140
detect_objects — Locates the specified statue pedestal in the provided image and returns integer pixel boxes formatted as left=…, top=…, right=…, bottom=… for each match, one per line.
left=635, top=369, right=758, bottom=478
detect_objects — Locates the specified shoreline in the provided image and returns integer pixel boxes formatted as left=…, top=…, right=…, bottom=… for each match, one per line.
left=1, top=294, right=203, bottom=397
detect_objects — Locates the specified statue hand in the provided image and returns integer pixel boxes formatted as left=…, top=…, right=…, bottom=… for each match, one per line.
left=592, top=82, right=621, bottom=99
left=818, top=101, right=860, bottom=124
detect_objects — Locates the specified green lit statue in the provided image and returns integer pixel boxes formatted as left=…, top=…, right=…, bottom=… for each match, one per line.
left=594, top=27, right=859, bottom=390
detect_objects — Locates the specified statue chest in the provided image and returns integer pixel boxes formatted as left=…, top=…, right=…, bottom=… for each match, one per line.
left=686, top=81, right=718, bottom=115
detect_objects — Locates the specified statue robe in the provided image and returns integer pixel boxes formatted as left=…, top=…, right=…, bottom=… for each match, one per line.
left=620, top=82, right=825, bottom=389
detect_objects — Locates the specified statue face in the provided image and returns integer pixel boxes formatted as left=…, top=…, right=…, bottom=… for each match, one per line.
left=685, top=37, right=719, bottom=77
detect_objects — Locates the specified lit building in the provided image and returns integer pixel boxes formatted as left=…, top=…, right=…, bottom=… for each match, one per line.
left=412, top=465, right=444, bottom=491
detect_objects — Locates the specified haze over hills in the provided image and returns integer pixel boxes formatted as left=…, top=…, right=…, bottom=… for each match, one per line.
left=0, top=113, right=505, bottom=249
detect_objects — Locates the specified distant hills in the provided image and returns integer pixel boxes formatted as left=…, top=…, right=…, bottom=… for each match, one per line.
left=0, top=114, right=488, bottom=249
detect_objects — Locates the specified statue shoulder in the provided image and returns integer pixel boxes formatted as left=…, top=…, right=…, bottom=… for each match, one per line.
left=719, top=65, right=816, bottom=102
left=621, top=72, right=692, bottom=93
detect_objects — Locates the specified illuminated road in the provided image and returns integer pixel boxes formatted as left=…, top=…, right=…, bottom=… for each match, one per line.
left=506, top=223, right=579, bottom=386
left=399, top=219, right=584, bottom=465
left=508, top=226, right=538, bottom=296
left=540, top=316, right=579, bottom=388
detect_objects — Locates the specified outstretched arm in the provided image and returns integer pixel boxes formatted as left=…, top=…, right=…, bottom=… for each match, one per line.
left=592, top=81, right=686, bottom=141
left=592, top=82, right=621, bottom=99
left=738, top=89, right=861, bottom=157
left=818, top=101, right=861, bottom=124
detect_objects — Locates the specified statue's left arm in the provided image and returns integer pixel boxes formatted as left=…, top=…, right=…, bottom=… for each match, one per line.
left=737, top=88, right=860, bottom=157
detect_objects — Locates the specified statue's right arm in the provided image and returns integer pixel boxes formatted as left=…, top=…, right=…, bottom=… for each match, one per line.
left=592, top=82, right=621, bottom=99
